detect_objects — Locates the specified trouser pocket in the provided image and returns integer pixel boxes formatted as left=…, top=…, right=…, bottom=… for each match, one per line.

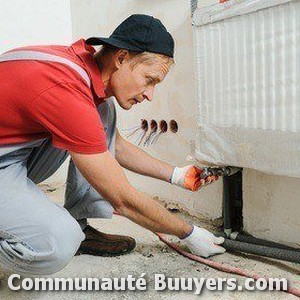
left=0, top=229, right=35, bottom=270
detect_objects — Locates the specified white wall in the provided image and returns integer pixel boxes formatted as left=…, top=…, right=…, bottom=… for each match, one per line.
left=0, top=0, right=73, bottom=53
left=243, top=170, right=300, bottom=247
left=0, top=0, right=73, bottom=185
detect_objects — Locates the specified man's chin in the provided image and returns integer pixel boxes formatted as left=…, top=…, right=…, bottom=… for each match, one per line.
left=119, top=102, right=133, bottom=110
left=115, top=98, right=132, bottom=110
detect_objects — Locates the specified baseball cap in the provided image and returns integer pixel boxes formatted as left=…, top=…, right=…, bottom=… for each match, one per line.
left=86, top=14, right=174, bottom=58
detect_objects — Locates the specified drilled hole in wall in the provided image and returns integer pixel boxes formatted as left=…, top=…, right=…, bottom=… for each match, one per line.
left=159, top=120, right=168, bottom=133
left=169, top=119, right=178, bottom=133
left=150, top=119, right=158, bottom=132
left=141, top=119, right=148, bottom=131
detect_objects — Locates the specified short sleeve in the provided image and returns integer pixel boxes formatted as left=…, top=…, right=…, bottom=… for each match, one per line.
left=27, top=82, right=108, bottom=154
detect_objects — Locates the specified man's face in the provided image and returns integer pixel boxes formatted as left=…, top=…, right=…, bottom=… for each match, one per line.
left=108, top=56, right=170, bottom=110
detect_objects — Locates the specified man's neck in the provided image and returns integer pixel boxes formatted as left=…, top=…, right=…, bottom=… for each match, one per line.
left=94, top=55, right=114, bottom=97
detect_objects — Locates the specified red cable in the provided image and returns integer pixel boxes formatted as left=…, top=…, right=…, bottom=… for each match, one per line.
left=155, top=233, right=300, bottom=298
left=113, top=212, right=300, bottom=297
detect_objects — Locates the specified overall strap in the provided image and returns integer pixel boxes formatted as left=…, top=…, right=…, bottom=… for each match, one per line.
left=0, top=50, right=91, bottom=87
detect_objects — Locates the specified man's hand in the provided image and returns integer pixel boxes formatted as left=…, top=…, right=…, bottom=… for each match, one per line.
left=170, top=165, right=218, bottom=191
left=115, top=131, right=218, bottom=190
left=181, top=225, right=226, bottom=257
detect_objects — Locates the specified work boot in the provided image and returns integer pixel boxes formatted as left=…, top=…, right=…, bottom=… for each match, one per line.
left=76, top=225, right=136, bottom=256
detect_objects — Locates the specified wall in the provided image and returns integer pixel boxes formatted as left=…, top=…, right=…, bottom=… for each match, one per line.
left=243, top=170, right=300, bottom=247
left=0, top=0, right=73, bottom=53
left=0, top=0, right=73, bottom=185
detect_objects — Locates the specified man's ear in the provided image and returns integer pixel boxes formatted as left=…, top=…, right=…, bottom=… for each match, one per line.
left=115, top=49, right=130, bottom=69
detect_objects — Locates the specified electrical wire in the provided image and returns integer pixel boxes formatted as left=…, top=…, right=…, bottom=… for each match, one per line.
left=113, top=210, right=300, bottom=297
left=155, top=233, right=300, bottom=298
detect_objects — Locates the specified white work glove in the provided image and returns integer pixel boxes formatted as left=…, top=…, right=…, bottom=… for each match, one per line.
left=170, top=165, right=218, bottom=192
left=181, top=225, right=226, bottom=258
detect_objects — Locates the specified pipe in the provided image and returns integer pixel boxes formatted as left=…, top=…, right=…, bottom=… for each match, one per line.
left=230, top=232, right=300, bottom=252
left=215, top=231, right=300, bottom=263
left=222, top=168, right=243, bottom=236
left=221, top=167, right=300, bottom=262
left=222, top=238, right=300, bottom=264
left=223, top=174, right=232, bottom=236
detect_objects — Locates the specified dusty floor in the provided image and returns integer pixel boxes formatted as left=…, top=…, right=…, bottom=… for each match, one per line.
left=0, top=184, right=299, bottom=299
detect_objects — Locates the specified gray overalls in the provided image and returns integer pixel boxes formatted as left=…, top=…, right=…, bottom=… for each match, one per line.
left=0, top=51, right=116, bottom=275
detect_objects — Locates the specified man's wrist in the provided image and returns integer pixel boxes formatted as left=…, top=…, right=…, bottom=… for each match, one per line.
left=179, top=224, right=194, bottom=239
left=168, top=166, right=176, bottom=183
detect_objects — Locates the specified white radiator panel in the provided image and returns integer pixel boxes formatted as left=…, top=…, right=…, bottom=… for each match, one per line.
left=193, top=0, right=300, bottom=178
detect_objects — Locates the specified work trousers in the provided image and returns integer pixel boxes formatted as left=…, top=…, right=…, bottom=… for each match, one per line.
left=0, top=99, right=116, bottom=275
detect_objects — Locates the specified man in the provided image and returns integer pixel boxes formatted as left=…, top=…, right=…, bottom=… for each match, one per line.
left=0, top=14, right=225, bottom=276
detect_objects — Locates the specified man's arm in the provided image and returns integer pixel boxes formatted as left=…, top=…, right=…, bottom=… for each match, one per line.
left=115, top=129, right=218, bottom=190
left=70, top=150, right=225, bottom=257
left=115, top=129, right=174, bottom=182
left=70, top=150, right=191, bottom=238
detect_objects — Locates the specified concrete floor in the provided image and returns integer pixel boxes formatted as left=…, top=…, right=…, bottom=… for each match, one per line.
left=0, top=184, right=300, bottom=299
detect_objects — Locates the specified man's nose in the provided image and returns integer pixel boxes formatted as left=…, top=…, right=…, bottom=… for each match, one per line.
left=143, top=86, right=154, bottom=102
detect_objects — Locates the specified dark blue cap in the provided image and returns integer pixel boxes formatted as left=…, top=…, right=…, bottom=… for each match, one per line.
left=86, top=14, right=174, bottom=58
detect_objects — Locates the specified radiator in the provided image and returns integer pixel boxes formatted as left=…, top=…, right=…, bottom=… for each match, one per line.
left=192, top=0, right=300, bottom=178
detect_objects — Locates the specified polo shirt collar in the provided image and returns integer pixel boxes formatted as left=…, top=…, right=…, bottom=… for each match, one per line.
left=70, top=39, right=106, bottom=99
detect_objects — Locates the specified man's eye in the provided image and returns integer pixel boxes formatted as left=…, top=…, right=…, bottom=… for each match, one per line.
left=147, top=77, right=154, bottom=84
